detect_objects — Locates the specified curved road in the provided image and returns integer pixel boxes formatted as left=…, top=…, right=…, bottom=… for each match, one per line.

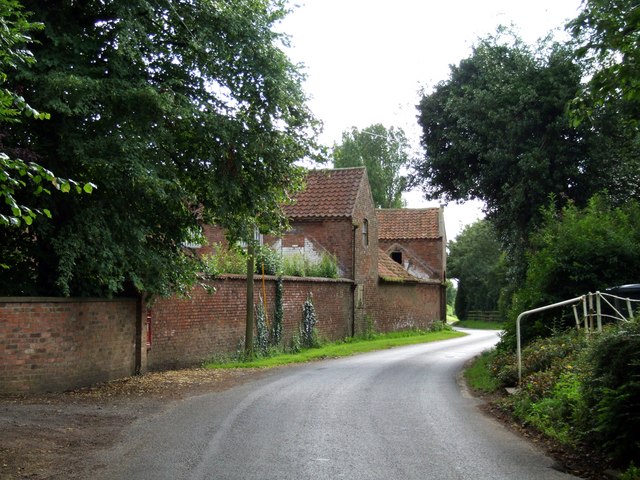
left=94, top=329, right=578, bottom=479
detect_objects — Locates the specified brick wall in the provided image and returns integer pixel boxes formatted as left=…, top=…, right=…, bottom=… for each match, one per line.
left=147, top=275, right=353, bottom=370
left=268, top=218, right=354, bottom=278
left=375, top=282, right=443, bottom=332
left=379, top=237, right=445, bottom=281
left=1, top=273, right=447, bottom=395
left=0, top=298, right=140, bottom=395
left=351, top=173, right=379, bottom=335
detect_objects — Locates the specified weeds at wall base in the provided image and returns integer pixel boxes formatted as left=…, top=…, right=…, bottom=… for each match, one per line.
left=204, top=328, right=465, bottom=369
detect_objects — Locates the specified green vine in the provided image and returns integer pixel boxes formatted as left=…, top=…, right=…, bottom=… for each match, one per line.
left=254, top=296, right=268, bottom=356
left=271, top=276, right=284, bottom=346
left=301, top=293, right=318, bottom=348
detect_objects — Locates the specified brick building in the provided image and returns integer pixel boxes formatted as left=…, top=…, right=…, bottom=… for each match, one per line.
left=376, top=208, right=447, bottom=327
left=268, top=167, right=378, bottom=334
left=376, top=208, right=446, bottom=282
left=202, top=167, right=447, bottom=333
left=264, top=168, right=446, bottom=333
left=1, top=168, right=448, bottom=394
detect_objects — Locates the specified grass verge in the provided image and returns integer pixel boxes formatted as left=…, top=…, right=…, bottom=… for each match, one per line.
left=452, top=319, right=505, bottom=330
left=464, top=349, right=500, bottom=393
left=205, top=329, right=467, bottom=369
left=446, top=305, right=458, bottom=324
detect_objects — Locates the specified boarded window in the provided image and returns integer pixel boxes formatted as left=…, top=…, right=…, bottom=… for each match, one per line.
left=355, top=284, right=364, bottom=309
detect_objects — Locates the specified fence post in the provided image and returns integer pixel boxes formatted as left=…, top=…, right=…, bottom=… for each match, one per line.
left=596, top=292, right=602, bottom=332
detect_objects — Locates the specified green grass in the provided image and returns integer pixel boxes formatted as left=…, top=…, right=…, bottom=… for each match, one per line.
left=452, top=319, right=505, bottom=330
left=446, top=304, right=459, bottom=324
left=205, top=329, right=467, bottom=369
left=464, top=349, right=500, bottom=393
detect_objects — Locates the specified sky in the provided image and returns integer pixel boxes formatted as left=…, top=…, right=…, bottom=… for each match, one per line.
left=278, top=0, right=583, bottom=239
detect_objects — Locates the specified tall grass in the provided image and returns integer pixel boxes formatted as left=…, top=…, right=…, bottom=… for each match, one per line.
left=203, top=245, right=340, bottom=279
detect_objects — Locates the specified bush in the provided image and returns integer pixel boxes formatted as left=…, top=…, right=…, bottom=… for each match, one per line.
left=500, top=196, right=640, bottom=351
left=282, top=252, right=338, bottom=278
left=202, top=244, right=247, bottom=276
left=524, top=371, right=586, bottom=445
left=254, top=245, right=282, bottom=276
left=205, top=246, right=339, bottom=279
left=493, top=318, right=640, bottom=469
left=581, top=318, right=640, bottom=465
left=492, top=330, right=588, bottom=391
left=311, top=252, right=338, bottom=278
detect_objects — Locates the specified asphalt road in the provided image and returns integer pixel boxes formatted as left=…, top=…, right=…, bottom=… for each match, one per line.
left=94, top=329, right=579, bottom=480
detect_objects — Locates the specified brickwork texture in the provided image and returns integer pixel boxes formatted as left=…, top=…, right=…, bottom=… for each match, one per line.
left=0, top=298, right=139, bottom=394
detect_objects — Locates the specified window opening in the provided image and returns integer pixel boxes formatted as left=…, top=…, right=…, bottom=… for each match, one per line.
left=391, top=251, right=402, bottom=264
left=362, top=219, right=369, bottom=247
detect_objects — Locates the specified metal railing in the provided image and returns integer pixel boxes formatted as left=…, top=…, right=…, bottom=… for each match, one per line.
left=516, top=291, right=640, bottom=385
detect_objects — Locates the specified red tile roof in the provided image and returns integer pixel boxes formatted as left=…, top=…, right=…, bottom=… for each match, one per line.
left=285, top=168, right=366, bottom=219
left=376, top=208, right=442, bottom=240
left=378, top=249, right=419, bottom=282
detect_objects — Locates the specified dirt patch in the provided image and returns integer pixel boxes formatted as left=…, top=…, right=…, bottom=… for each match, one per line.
left=0, top=368, right=268, bottom=480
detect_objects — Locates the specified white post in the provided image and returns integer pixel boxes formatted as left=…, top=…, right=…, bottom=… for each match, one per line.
left=596, top=292, right=602, bottom=332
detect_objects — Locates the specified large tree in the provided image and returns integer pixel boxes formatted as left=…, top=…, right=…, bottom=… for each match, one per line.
left=447, top=219, right=506, bottom=321
left=0, top=0, right=318, bottom=297
left=568, top=0, right=640, bottom=124
left=412, top=31, right=639, bottom=267
left=332, top=124, right=409, bottom=208
left=0, top=0, right=91, bottom=230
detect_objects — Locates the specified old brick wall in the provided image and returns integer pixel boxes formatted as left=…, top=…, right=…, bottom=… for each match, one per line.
left=351, top=173, right=379, bottom=335
left=0, top=298, right=139, bottom=395
left=268, top=219, right=354, bottom=278
left=375, top=282, right=443, bottom=332
left=379, top=237, right=445, bottom=281
left=147, top=276, right=353, bottom=370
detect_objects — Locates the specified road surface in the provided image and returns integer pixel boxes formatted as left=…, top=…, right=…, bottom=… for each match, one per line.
left=94, top=329, right=578, bottom=479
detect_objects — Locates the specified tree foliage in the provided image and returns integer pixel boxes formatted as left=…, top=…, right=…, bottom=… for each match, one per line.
left=0, top=0, right=318, bottom=297
left=568, top=0, right=640, bottom=124
left=0, top=0, right=92, bottom=229
left=504, top=195, right=640, bottom=347
left=413, top=31, right=639, bottom=255
left=447, top=219, right=506, bottom=320
left=332, top=124, right=409, bottom=208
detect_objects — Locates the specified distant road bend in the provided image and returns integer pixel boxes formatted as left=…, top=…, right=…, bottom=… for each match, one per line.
left=95, top=329, right=578, bottom=480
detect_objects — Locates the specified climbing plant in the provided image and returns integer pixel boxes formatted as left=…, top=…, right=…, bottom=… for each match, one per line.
left=271, top=276, right=284, bottom=346
left=254, top=296, right=268, bottom=356
left=301, top=293, right=318, bottom=348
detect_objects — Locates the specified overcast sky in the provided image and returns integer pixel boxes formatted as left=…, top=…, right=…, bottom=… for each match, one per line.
left=279, top=0, right=583, bottom=239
